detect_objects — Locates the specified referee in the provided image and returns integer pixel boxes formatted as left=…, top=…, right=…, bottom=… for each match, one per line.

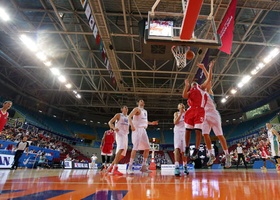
left=236, top=143, right=248, bottom=169
left=11, top=136, right=29, bottom=170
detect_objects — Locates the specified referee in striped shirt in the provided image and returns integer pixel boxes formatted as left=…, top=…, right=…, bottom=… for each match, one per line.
left=11, top=136, right=29, bottom=170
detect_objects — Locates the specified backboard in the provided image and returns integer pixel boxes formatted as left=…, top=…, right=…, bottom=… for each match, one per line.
left=144, top=0, right=221, bottom=49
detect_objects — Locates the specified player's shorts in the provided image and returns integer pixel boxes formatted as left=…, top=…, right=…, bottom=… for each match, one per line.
left=174, top=130, right=186, bottom=152
left=101, top=143, right=113, bottom=156
left=132, top=127, right=150, bottom=151
left=202, top=109, right=223, bottom=136
left=184, top=106, right=205, bottom=130
left=116, top=133, right=128, bottom=156
left=269, top=138, right=280, bottom=157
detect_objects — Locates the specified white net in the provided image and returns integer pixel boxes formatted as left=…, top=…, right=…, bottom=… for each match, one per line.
left=171, top=46, right=188, bottom=68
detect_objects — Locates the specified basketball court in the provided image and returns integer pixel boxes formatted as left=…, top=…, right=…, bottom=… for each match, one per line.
left=1, top=168, right=280, bottom=199
left=0, top=0, right=280, bottom=199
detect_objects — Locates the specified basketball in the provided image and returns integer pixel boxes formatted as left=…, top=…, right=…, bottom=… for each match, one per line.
left=186, top=50, right=195, bottom=60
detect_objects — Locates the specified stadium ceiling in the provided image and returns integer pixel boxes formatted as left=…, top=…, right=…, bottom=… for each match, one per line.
left=0, top=0, right=279, bottom=127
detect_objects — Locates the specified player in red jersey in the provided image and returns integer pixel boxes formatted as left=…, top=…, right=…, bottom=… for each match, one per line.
left=100, top=129, right=115, bottom=171
left=182, top=64, right=211, bottom=160
left=0, top=101, right=12, bottom=133
left=259, top=140, right=277, bottom=171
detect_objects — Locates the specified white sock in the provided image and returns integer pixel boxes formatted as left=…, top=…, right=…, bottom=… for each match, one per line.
left=224, top=150, right=229, bottom=155
left=175, top=161, right=179, bottom=167
left=142, top=158, right=147, bottom=166
left=207, top=149, right=212, bottom=157
left=128, top=158, right=134, bottom=169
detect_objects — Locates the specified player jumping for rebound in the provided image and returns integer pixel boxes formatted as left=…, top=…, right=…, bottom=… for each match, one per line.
left=197, top=60, right=231, bottom=168
left=106, top=106, right=130, bottom=175
left=173, top=103, right=189, bottom=176
left=182, top=65, right=211, bottom=160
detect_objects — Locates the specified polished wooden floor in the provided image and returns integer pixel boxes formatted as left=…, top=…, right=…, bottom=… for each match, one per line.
left=0, top=168, right=280, bottom=199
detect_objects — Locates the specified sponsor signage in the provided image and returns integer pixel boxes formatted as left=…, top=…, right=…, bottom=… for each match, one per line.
left=0, top=154, right=14, bottom=168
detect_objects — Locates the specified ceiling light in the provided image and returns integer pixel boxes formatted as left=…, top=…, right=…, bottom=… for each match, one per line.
left=237, top=82, right=244, bottom=88
left=241, top=75, right=251, bottom=84
left=251, top=69, right=257, bottom=75
left=36, top=52, right=47, bottom=61
left=76, top=94, right=81, bottom=99
left=44, top=61, right=52, bottom=67
left=221, top=98, right=227, bottom=103
left=53, top=115, right=56, bottom=118
left=225, top=95, right=229, bottom=99
left=104, top=122, right=107, bottom=124
left=270, top=48, right=279, bottom=58
left=38, top=110, right=42, bottom=113
left=256, top=62, right=264, bottom=70
left=19, top=35, right=38, bottom=52
left=226, top=120, right=229, bottom=122
left=90, top=120, right=93, bottom=123
left=0, top=8, right=10, bottom=21
left=83, top=119, right=86, bottom=121
left=58, top=75, right=66, bottom=83
left=73, top=90, right=77, bottom=94
left=97, top=122, right=100, bottom=124
left=231, top=88, right=237, bottom=94
left=263, top=56, right=272, bottom=64
left=233, top=119, right=236, bottom=121
left=59, top=12, right=64, bottom=18
left=65, top=83, right=72, bottom=89
left=50, top=67, right=61, bottom=76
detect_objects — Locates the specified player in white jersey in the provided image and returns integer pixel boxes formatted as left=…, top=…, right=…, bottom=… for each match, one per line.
left=198, top=61, right=231, bottom=168
left=127, top=99, right=158, bottom=174
left=173, top=103, right=189, bottom=176
left=107, top=106, right=130, bottom=175
left=266, top=123, right=280, bottom=170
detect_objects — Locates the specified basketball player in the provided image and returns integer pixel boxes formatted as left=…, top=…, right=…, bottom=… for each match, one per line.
left=173, top=103, right=189, bottom=176
left=197, top=61, right=231, bottom=168
left=266, top=123, right=280, bottom=170
left=259, top=140, right=276, bottom=171
left=0, top=101, right=12, bottom=133
left=107, top=106, right=129, bottom=175
left=127, top=99, right=158, bottom=174
left=100, top=129, right=115, bottom=171
left=182, top=65, right=211, bottom=160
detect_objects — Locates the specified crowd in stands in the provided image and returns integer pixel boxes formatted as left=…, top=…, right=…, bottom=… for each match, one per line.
left=0, top=125, right=68, bottom=154
left=0, top=124, right=91, bottom=166
left=219, top=128, right=277, bottom=166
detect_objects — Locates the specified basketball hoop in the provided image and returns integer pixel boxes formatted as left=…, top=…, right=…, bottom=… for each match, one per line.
left=171, top=45, right=189, bottom=68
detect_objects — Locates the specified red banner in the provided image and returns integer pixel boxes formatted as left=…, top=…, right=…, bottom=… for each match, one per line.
left=217, top=0, right=237, bottom=54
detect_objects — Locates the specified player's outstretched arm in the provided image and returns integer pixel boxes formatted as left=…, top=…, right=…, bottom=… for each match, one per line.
left=201, top=60, right=214, bottom=91
left=197, top=63, right=209, bottom=79
left=148, top=120, right=158, bottom=126
left=182, top=79, right=190, bottom=99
